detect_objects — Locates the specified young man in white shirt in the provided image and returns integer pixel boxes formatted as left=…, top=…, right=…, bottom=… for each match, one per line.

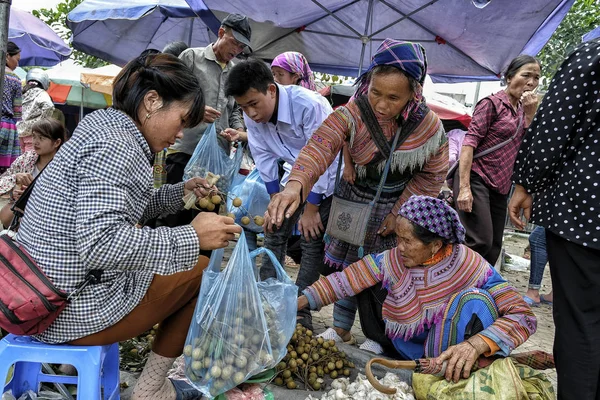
left=224, top=59, right=338, bottom=330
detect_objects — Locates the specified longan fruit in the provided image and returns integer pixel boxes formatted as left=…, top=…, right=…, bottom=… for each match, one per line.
left=233, top=197, right=243, bottom=207
left=241, top=216, right=251, bottom=225
left=253, top=216, right=265, bottom=226
left=211, top=195, right=221, bottom=204
left=198, top=197, right=209, bottom=209
left=227, top=212, right=236, bottom=219
left=206, top=202, right=215, bottom=211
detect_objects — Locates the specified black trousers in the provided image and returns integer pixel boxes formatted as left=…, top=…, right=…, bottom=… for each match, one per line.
left=453, top=171, right=507, bottom=265
left=546, top=231, right=600, bottom=400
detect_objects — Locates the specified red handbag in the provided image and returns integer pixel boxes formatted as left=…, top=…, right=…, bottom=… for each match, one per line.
left=0, top=234, right=69, bottom=335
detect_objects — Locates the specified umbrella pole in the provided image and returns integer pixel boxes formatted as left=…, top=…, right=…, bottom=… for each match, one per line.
left=357, top=0, right=375, bottom=76
left=188, top=17, right=194, bottom=47
left=80, top=86, right=84, bottom=121
left=0, top=0, right=11, bottom=102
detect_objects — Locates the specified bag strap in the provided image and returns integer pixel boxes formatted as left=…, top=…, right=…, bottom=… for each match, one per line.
left=472, top=112, right=525, bottom=160
left=355, top=96, right=394, bottom=159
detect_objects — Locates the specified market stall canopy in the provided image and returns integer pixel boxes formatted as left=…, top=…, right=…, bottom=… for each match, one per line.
left=8, top=8, right=72, bottom=66
left=187, top=0, right=574, bottom=82
left=80, top=64, right=123, bottom=96
left=67, top=0, right=221, bottom=66
left=46, top=65, right=112, bottom=110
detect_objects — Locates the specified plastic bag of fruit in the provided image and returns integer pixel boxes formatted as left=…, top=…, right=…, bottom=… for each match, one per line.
left=226, top=169, right=271, bottom=233
left=183, top=232, right=297, bottom=398
left=183, top=123, right=243, bottom=193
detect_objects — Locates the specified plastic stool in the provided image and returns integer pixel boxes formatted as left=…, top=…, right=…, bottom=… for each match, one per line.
left=0, top=334, right=120, bottom=400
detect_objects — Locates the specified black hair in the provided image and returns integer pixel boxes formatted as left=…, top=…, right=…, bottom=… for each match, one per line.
left=504, top=55, right=541, bottom=81
left=112, top=53, right=205, bottom=129
left=162, top=41, right=189, bottom=57
left=31, top=118, right=67, bottom=147
left=368, top=64, right=419, bottom=94
left=225, top=58, right=274, bottom=98
left=409, top=221, right=449, bottom=245
left=7, top=42, right=20, bottom=56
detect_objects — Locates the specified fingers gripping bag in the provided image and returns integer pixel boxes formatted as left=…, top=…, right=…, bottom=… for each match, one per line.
left=183, top=123, right=243, bottom=193
left=184, top=232, right=297, bottom=398
left=226, top=169, right=271, bottom=233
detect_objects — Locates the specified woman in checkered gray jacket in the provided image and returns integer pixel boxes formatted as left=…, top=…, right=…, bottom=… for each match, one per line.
left=15, top=53, right=242, bottom=400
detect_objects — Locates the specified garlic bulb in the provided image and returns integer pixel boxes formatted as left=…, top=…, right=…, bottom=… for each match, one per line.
left=306, top=372, right=414, bottom=400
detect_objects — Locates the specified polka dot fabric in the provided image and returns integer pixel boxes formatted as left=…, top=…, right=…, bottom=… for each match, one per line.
left=512, top=38, right=600, bottom=249
left=399, top=195, right=466, bottom=243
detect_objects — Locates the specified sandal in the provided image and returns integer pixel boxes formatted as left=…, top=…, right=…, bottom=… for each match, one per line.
left=540, top=294, right=553, bottom=306
left=169, top=378, right=203, bottom=400
left=523, top=295, right=540, bottom=307
left=316, top=328, right=357, bottom=345
left=359, top=338, right=384, bottom=355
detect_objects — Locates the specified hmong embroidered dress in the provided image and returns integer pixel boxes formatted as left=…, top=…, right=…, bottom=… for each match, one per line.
left=1, top=71, right=22, bottom=168
left=289, top=99, right=448, bottom=268
left=303, top=244, right=537, bottom=359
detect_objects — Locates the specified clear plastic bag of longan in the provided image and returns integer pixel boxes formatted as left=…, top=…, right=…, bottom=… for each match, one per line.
left=226, top=169, right=271, bottom=233
left=182, top=123, right=243, bottom=193
left=183, top=232, right=297, bottom=398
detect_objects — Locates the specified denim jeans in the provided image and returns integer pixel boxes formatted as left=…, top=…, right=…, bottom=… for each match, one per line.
left=528, top=226, right=547, bottom=289
left=260, top=196, right=332, bottom=294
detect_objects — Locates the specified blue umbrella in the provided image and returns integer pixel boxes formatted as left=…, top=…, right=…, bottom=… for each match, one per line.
left=187, top=0, right=574, bottom=82
left=9, top=8, right=72, bottom=66
left=582, top=26, right=600, bottom=42
left=67, top=0, right=221, bottom=66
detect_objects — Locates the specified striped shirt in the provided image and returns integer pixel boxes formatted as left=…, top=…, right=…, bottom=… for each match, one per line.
left=16, top=108, right=200, bottom=343
left=288, top=99, right=448, bottom=214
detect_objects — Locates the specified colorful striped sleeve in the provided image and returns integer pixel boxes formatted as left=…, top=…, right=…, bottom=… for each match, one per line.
left=288, top=108, right=350, bottom=200
left=478, top=268, right=537, bottom=356
left=392, top=131, right=449, bottom=215
left=303, top=253, right=384, bottom=310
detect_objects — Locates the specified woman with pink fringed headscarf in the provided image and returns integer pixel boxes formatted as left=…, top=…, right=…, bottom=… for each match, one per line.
left=271, top=51, right=316, bottom=91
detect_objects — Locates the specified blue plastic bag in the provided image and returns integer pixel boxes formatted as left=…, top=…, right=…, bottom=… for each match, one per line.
left=183, top=233, right=297, bottom=398
left=227, top=169, right=271, bottom=233
left=183, top=123, right=242, bottom=193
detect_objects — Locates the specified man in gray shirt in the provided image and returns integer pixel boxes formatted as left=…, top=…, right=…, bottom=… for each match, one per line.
left=160, top=14, right=251, bottom=227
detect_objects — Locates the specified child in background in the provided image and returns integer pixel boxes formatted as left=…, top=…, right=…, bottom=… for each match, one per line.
left=0, top=118, right=66, bottom=228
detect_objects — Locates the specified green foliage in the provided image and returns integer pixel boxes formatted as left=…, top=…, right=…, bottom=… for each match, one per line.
left=32, top=0, right=108, bottom=68
left=537, top=0, right=600, bottom=89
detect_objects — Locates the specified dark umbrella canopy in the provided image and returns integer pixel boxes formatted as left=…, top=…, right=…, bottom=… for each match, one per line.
left=67, top=0, right=221, bottom=66
left=9, top=8, right=72, bottom=67
left=187, top=0, right=574, bottom=82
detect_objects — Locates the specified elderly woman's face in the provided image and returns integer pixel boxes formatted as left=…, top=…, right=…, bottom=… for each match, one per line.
left=395, top=217, right=439, bottom=268
left=367, top=71, right=413, bottom=120
left=506, top=62, right=541, bottom=101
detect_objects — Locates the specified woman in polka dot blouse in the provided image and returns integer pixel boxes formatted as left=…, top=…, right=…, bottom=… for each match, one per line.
left=452, top=55, right=541, bottom=265
left=509, top=38, right=600, bottom=400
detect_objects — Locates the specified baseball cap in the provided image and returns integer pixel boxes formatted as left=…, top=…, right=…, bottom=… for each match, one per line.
left=221, top=13, right=252, bottom=52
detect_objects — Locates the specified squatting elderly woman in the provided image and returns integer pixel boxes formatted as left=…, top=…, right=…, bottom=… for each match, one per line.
left=298, top=195, right=537, bottom=383
left=267, top=39, right=448, bottom=346
left=16, top=53, right=241, bottom=400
